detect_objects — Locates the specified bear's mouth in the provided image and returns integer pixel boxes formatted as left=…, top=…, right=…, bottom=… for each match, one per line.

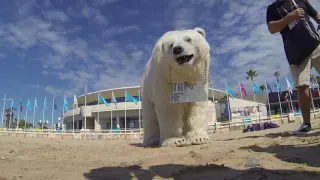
left=176, top=54, right=194, bottom=65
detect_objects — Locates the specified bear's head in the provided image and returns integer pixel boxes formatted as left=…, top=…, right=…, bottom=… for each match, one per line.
left=153, top=27, right=210, bottom=84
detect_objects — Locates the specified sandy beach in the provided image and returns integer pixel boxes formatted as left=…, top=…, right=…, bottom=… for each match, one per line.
left=0, top=119, right=319, bottom=180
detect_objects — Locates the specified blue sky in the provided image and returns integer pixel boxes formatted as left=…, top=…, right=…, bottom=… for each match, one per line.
left=1, top=0, right=320, bottom=124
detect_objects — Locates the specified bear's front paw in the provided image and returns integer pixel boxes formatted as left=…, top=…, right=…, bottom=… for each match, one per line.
left=187, top=134, right=210, bottom=145
left=161, top=137, right=187, bottom=147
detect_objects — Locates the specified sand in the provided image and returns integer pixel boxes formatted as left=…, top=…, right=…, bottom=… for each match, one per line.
left=0, top=119, right=320, bottom=180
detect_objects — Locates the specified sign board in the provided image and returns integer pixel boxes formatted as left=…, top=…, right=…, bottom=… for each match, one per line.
left=170, top=82, right=208, bottom=103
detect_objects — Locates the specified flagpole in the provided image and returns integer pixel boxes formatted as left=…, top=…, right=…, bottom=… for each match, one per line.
left=62, top=97, right=65, bottom=132
left=32, top=97, right=36, bottom=131
left=42, top=97, right=45, bottom=133
left=225, top=82, right=231, bottom=132
left=97, top=93, right=100, bottom=132
left=72, top=96, right=75, bottom=135
left=84, top=85, right=87, bottom=137
left=24, top=100, right=28, bottom=132
left=1, top=94, right=6, bottom=129
left=276, top=81, right=283, bottom=122
left=265, top=81, right=272, bottom=121
left=9, top=99, right=14, bottom=130
left=138, top=89, right=141, bottom=138
left=124, top=89, right=127, bottom=140
left=16, top=99, right=21, bottom=132
left=239, top=82, right=243, bottom=99
left=285, top=78, right=294, bottom=113
left=211, top=76, right=214, bottom=123
left=51, top=96, right=55, bottom=132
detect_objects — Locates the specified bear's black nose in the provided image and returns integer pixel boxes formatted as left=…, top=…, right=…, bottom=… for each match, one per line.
left=173, top=45, right=184, bottom=55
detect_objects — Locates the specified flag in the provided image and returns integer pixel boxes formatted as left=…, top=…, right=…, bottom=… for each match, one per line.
left=64, top=97, right=69, bottom=112
left=125, top=91, right=138, bottom=105
left=266, top=81, right=273, bottom=93
left=286, top=78, right=293, bottom=94
left=19, top=99, right=23, bottom=112
left=27, top=98, right=32, bottom=111
left=44, top=96, right=48, bottom=111
left=11, top=100, right=15, bottom=110
left=54, top=101, right=57, bottom=111
left=73, top=95, right=78, bottom=105
left=111, top=92, right=117, bottom=104
left=99, top=93, right=110, bottom=106
left=276, top=80, right=281, bottom=90
left=253, top=82, right=262, bottom=94
left=34, top=98, right=38, bottom=109
left=240, top=82, right=248, bottom=96
left=312, top=67, right=319, bottom=76
left=225, top=83, right=235, bottom=99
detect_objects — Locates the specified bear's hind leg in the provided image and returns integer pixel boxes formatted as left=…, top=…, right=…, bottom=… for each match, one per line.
left=142, top=99, right=160, bottom=147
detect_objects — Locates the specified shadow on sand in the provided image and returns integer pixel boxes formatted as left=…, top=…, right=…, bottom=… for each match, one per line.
left=240, top=142, right=320, bottom=168
left=83, top=163, right=320, bottom=180
left=215, top=129, right=320, bottom=141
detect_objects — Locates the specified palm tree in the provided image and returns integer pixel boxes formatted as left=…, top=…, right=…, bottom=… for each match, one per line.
left=246, top=70, right=258, bottom=82
left=4, top=108, right=14, bottom=128
left=274, top=71, right=280, bottom=82
left=260, top=85, right=266, bottom=92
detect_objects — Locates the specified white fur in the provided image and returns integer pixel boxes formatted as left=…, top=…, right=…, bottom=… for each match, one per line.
left=141, top=27, right=211, bottom=147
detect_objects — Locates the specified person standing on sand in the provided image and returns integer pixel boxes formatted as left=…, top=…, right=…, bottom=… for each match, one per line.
left=266, top=0, right=320, bottom=133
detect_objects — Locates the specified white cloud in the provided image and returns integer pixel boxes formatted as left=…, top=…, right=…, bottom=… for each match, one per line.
left=81, top=6, right=108, bottom=25
left=3, top=0, right=320, bottom=98
left=45, top=10, right=69, bottom=22
left=0, top=53, right=5, bottom=58
left=102, top=25, right=141, bottom=38
left=92, top=0, right=120, bottom=6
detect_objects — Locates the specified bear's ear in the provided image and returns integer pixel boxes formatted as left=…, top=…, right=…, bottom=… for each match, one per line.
left=194, top=27, right=205, bottom=38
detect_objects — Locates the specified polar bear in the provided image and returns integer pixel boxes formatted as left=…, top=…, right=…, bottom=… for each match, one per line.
left=141, top=27, right=211, bottom=147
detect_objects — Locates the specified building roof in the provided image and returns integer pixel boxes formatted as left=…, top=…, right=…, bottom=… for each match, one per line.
left=75, top=86, right=227, bottom=105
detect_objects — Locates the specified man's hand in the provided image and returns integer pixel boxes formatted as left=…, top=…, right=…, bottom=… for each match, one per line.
left=287, top=8, right=305, bottom=21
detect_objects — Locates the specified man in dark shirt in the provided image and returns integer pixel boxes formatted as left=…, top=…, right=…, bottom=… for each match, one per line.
left=266, top=0, right=320, bottom=133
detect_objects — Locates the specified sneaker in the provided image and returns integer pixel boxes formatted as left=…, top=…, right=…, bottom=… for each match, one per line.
left=296, top=123, right=312, bottom=134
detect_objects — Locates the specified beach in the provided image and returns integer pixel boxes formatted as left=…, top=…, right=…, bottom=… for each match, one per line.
left=0, top=119, right=319, bottom=180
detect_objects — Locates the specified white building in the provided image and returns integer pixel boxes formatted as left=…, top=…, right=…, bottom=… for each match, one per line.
left=63, top=86, right=265, bottom=131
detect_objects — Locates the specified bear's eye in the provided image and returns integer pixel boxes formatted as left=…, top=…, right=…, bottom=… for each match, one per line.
left=185, top=37, right=192, bottom=42
left=169, top=43, right=173, bottom=48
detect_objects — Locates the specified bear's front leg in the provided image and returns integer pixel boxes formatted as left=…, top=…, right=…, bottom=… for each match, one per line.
left=155, top=104, right=187, bottom=147
left=183, top=102, right=210, bottom=145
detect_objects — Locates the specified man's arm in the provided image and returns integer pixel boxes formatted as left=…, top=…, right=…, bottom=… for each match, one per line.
left=267, top=8, right=305, bottom=34
left=268, top=15, right=292, bottom=34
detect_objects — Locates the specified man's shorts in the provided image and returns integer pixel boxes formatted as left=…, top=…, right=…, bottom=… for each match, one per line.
left=290, top=45, right=320, bottom=88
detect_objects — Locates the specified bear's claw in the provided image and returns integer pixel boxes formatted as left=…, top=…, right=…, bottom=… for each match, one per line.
left=187, top=135, right=210, bottom=145
left=161, top=137, right=187, bottom=147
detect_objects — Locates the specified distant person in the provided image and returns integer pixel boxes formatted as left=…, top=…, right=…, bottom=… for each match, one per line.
left=266, top=0, right=320, bottom=133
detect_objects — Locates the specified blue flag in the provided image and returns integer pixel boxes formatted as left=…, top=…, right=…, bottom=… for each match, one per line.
left=276, top=80, right=281, bottom=90
left=111, top=92, right=117, bottom=104
left=11, top=100, right=15, bottom=110
left=225, top=82, right=235, bottom=99
left=253, top=82, right=262, bottom=94
left=44, top=96, right=48, bottom=111
left=99, top=93, right=110, bottom=106
left=125, top=91, right=138, bottom=105
left=266, top=81, right=273, bottom=93
left=64, top=97, right=69, bottom=112
left=27, top=98, right=32, bottom=111
left=19, top=99, right=23, bottom=112
left=54, top=102, right=57, bottom=111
